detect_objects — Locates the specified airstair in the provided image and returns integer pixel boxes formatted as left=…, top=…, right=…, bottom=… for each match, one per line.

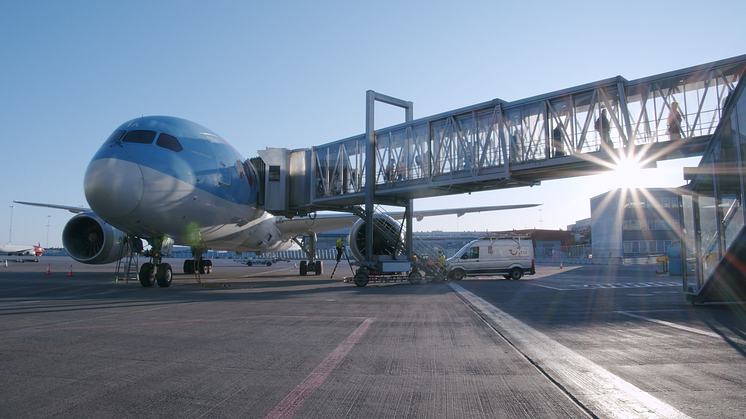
left=345, top=205, right=450, bottom=286
left=114, top=236, right=140, bottom=282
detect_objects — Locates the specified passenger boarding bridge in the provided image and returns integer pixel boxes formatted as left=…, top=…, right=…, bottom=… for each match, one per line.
left=299, top=55, right=746, bottom=208
left=257, top=55, right=746, bottom=294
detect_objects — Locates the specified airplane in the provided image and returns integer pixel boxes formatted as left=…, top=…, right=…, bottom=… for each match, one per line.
left=16, top=116, right=540, bottom=288
left=0, top=243, right=44, bottom=257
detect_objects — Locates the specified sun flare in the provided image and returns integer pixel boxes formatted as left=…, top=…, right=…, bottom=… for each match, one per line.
left=607, top=154, right=650, bottom=189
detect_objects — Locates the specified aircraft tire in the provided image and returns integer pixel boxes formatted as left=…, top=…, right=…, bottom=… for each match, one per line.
left=156, top=263, right=172, bottom=287
left=139, top=263, right=155, bottom=287
left=300, top=261, right=308, bottom=276
left=314, top=261, right=322, bottom=275
left=353, top=270, right=369, bottom=287
left=509, top=267, right=523, bottom=280
left=183, top=260, right=194, bottom=274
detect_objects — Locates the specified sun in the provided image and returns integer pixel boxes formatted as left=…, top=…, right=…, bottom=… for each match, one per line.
left=606, top=154, right=650, bottom=189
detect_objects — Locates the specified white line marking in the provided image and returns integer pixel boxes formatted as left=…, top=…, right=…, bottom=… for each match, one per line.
left=615, top=311, right=722, bottom=339
left=450, top=283, right=691, bottom=419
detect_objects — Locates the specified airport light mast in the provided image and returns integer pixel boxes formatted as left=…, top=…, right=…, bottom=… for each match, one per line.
left=8, top=205, right=13, bottom=244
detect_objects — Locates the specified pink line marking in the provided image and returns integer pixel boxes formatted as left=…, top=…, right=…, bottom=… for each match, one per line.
left=264, top=317, right=375, bottom=419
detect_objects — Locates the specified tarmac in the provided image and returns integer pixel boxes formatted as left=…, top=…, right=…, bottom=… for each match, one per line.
left=1, top=256, right=745, bottom=418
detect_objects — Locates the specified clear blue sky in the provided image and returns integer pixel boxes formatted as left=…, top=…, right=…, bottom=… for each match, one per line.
left=2, top=0, right=744, bottom=247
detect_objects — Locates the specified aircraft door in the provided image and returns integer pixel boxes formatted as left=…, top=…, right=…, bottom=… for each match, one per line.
left=209, top=141, right=231, bottom=187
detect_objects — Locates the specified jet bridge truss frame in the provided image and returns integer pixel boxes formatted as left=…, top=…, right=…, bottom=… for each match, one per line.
left=307, top=55, right=746, bottom=208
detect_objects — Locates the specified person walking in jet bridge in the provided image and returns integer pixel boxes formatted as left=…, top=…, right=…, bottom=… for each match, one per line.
left=595, top=109, right=612, bottom=151
left=336, top=236, right=344, bottom=262
left=667, top=101, right=683, bottom=140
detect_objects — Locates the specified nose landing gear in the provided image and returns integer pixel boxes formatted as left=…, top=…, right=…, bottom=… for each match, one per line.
left=137, top=236, right=173, bottom=288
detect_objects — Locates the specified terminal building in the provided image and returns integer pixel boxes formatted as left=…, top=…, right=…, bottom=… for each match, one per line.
left=590, top=188, right=682, bottom=261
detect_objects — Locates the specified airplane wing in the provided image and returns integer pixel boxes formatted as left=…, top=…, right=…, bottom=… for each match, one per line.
left=274, top=214, right=359, bottom=237
left=273, top=204, right=541, bottom=237
left=406, top=204, right=542, bottom=221
left=13, top=201, right=90, bottom=214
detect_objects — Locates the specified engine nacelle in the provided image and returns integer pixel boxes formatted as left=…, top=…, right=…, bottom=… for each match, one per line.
left=62, top=212, right=127, bottom=264
left=348, top=214, right=404, bottom=261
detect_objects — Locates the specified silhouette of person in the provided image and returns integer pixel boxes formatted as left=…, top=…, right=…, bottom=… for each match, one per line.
left=667, top=101, right=683, bottom=140
left=595, top=109, right=612, bottom=151
left=552, top=124, right=565, bottom=158
left=510, top=128, right=521, bottom=163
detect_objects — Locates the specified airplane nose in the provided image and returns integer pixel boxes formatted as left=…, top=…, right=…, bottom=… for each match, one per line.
left=84, top=149, right=144, bottom=219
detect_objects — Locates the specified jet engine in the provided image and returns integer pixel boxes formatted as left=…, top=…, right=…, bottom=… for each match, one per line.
left=62, top=212, right=127, bottom=264
left=347, top=214, right=404, bottom=261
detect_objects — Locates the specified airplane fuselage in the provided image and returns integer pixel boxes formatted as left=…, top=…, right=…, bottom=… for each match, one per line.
left=84, top=116, right=291, bottom=253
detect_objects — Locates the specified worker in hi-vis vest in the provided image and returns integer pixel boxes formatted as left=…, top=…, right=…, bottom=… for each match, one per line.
left=336, top=236, right=344, bottom=262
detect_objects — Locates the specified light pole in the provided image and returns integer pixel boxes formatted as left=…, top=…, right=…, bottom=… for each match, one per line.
left=8, top=205, right=14, bottom=244
left=47, top=215, right=51, bottom=248
left=539, top=208, right=543, bottom=229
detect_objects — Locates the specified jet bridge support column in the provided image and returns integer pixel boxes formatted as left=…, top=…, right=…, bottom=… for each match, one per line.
left=364, top=90, right=413, bottom=268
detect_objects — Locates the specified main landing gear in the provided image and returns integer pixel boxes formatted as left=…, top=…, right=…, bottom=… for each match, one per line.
left=293, top=233, right=323, bottom=276
left=182, top=258, right=212, bottom=275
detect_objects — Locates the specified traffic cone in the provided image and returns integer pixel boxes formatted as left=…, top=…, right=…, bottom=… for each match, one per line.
left=3, top=260, right=7, bottom=267
left=46, top=264, right=51, bottom=275
left=68, top=264, right=73, bottom=277
left=560, top=262, right=563, bottom=269
left=294, top=263, right=297, bottom=268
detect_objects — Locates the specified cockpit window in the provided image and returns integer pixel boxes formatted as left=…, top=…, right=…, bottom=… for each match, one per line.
left=105, top=129, right=126, bottom=144
left=156, top=133, right=183, bottom=152
left=122, top=130, right=156, bottom=144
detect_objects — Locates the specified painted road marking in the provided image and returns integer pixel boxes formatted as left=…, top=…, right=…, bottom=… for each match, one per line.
left=450, top=283, right=691, bottom=419
left=615, top=311, right=722, bottom=339
left=265, top=317, right=376, bottom=419
left=532, top=281, right=680, bottom=291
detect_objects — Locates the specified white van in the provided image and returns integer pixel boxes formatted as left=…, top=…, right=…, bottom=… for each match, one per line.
left=446, top=236, right=535, bottom=280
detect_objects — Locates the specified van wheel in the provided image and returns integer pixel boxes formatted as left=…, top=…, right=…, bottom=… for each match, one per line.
left=450, top=269, right=465, bottom=281
left=509, top=267, right=523, bottom=280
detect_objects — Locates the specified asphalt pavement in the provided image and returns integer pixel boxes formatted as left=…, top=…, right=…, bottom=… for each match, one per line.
left=1, top=257, right=744, bottom=418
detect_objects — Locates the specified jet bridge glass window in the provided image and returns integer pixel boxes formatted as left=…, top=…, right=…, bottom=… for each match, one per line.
left=122, top=130, right=156, bottom=144
left=156, top=133, right=183, bottom=152
left=105, top=129, right=126, bottom=144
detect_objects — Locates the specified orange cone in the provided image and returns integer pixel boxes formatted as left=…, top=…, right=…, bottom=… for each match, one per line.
left=560, top=262, right=563, bottom=269
left=294, top=263, right=297, bottom=268
left=46, top=264, right=51, bottom=275
left=68, top=264, right=73, bottom=277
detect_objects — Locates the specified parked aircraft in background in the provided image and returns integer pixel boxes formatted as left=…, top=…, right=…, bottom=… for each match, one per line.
left=0, top=243, right=44, bottom=257
left=17, top=116, right=538, bottom=288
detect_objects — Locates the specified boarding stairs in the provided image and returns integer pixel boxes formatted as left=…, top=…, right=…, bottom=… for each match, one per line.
left=349, top=205, right=450, bottom=282
left=114, top=237, right=139, bottom=282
